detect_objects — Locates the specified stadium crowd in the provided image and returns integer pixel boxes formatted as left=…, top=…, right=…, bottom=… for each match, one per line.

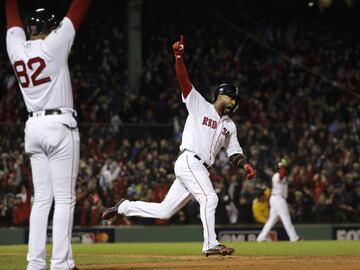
left=1, top=0, right=360, bottom=227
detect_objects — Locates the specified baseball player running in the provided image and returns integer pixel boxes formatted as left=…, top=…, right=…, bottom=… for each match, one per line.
left=5, top=0, right=91, bottom=269
left=257, top=158, right=301, bottom=242
left=102, top=35, right=256, bottom=256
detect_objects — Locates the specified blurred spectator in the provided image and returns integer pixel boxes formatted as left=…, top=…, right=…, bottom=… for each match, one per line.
left=252, top=188, right=269, bottom=224
left=12, top=189, right=30, bottom=227
left=352, top=181, right=360, bottom=223
left=332, top=182, right=354, bottom=222
left=0, top=199, right=7, bottom=226
left=314, top=193, right=332, bottom=223
left=238, top=180, right=254, bottom=224
left=99, top=159, right=121, bottom=190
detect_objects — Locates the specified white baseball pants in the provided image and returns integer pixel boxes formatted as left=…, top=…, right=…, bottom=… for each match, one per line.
left=119, top=151, right=220, bottom=251
left=257, top=195, right=299, bottom=241
left=25, top=113, right=79, bottom=270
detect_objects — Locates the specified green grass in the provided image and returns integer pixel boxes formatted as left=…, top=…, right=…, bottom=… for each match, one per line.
left=1, top=241, right=359, bottom=270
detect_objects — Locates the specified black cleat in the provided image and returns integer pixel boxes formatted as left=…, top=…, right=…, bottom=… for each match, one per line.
left=203, top=244, right=235, bottom=257
left=101, top=199, right=126, bottom=220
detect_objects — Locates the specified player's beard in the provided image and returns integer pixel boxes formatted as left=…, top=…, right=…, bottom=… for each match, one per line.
left=222, top=104, right=235, bottom=115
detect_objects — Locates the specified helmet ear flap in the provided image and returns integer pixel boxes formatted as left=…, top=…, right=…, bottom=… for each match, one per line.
left=213, top=92, right=219, bottom=103
left=232, top=103, right=239, bottom=113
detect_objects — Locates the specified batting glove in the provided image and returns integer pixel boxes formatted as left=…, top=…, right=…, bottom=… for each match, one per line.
left=172, top=35, right=184, bottom=60
left=244, top=163, right=256, bottom=179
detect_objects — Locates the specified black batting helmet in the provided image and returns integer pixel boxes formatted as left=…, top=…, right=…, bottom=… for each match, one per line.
left=25, top=8, right=59, bottom=38
left=213, top=83, right=241, bottom=112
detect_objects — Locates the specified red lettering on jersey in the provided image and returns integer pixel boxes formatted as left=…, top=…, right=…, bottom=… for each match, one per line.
left=222, top=127, right=230, bottom=137
left=202, top=116, right=218, bottom=130
left=28, top=57, right=51, bottom=86
left=202, top=117, right=209, bottom=125
left=13, top=60, right=30, bottom=87
left=12, top=57, right=51, bottom=88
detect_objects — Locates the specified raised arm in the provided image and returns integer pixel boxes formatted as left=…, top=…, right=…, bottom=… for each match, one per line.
left=66, top=0, right=92, bottom=30
left=6, top=0, right=22, bottom=29
left=278, top=158, right=288, bottom=181
left=172, top=35, right=193, bottom=98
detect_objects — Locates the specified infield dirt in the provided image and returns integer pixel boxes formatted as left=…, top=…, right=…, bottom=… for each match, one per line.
left=77, top=255, right=360, bottom=270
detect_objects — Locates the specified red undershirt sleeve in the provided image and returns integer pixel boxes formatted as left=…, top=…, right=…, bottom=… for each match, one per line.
left=6, top=0, right=22, bottom=29
left=175, top=58, right=192, bottom=98
left=66, top=0, right=92, bottom=30
left=279, top=167, right=286, bottom=180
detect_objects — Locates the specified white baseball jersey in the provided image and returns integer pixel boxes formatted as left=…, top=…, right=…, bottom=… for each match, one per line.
left=271, top=172, right=288, bottom=199
left=257, top=171, right=299, bottom=242
left=7, top=16, right=80, bottom=270
left=179, top=86, right=243, bottom=165
left=117, top=86, right=244, bottom=252
left=6, top=17, right=75, bottom=112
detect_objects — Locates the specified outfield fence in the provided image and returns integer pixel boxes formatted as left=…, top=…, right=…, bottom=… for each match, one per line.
left=1, top=224, right=360, bottom=245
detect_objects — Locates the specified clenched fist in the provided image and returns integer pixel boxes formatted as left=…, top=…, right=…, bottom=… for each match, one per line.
left=244, top=163, right=256, bottom=180
left=172, top=35, right=184, bottom=59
